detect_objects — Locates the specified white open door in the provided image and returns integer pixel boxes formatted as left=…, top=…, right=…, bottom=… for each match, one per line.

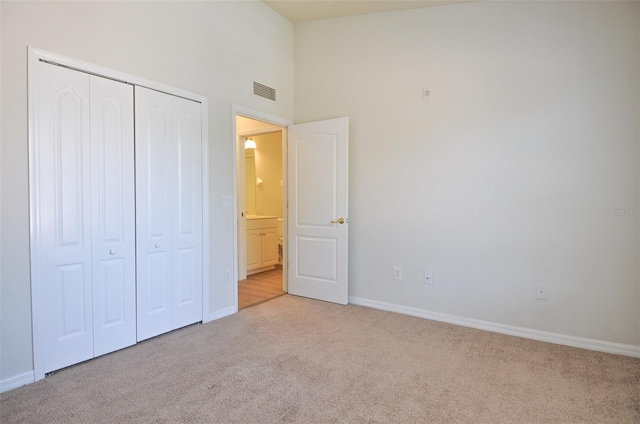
left=287, top=117, right=349, bottom=305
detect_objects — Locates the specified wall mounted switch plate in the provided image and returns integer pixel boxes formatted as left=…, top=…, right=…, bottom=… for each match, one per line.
left=393, top=266, right=402, bottom=281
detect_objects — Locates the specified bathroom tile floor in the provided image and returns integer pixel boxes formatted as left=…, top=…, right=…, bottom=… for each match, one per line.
left=238, top=267, right=285, bottom=310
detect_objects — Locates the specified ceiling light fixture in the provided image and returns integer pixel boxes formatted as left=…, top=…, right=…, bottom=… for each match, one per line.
left=245, top=137, right=257, bottom=149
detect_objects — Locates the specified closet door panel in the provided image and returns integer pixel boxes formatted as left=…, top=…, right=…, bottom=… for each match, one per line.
left=135, top=87, right=174, bottom=341
left=33, top=63, right=94, bottom=374
left=172, top=97, right=203, bottom=329
left=90, top=76, right=136, bottom=356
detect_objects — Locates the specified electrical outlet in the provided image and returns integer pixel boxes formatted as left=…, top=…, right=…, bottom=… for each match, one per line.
left=393, top=266, right=402, bottom=281
left=225, top=269, right=231, bottom=282
left=536, top=285, right=547, bottom=300
left=424, top=271, right=433, bottom=284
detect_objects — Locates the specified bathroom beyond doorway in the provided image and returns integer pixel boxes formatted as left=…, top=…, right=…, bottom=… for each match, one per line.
left=236, top=113, right=287, bottom=310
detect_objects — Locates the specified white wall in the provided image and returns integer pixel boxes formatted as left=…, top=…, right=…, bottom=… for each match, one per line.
left=295, top=1, right=640, bottom=346
left=0, top=0, right=294, bottom=382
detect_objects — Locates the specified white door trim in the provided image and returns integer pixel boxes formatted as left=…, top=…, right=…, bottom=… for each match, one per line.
left=237, top=134, right=248, bottom=282
left=28, top=47, right=211, bottom=380
left=231, top=105, right=292, bottom=310
left=236, top=128, right=283, bottom=281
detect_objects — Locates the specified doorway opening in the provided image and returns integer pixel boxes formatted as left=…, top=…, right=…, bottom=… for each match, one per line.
left=236, top=115, right=287, bottom=309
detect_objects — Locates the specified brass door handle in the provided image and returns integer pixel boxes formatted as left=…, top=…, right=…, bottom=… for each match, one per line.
left=331, top=217, right=346, bottom=224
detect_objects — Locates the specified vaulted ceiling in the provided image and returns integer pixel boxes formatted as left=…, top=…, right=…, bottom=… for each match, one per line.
left=262, top=0, right=475, bottom=23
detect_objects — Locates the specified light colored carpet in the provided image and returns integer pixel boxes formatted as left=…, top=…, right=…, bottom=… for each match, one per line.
left=1, top=295, right=639, bottom=423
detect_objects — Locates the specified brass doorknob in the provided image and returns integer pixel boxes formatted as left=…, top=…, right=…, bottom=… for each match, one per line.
left=331, top=217, right=346, bottom=224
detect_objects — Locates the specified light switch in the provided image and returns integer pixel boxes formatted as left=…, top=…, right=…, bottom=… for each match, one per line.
left=220, top=195, right=232, bottom=208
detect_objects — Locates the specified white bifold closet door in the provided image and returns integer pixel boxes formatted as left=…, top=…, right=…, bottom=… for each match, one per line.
left=32, top=62, right=136, bottom=375
left=135, top=86, right=203, bottom=342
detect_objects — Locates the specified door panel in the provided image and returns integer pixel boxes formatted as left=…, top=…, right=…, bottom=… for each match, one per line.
left=148, top=253, right=169, bottom=311
left=288, top=118, right=349, bottom=305
left=33, top=62, right=94, bottom=374
left=56, top=88, right=86, bottom=246
left=176, top=116, right=195, bottom=235
left=176, top=248, right=195, bottom=304
left=90, top=75, right=136, bottom=356
left=148, top=109, right=170, bottom=238
left=296, top=237, right=337, bottom=281
left=171, top=96, right=202, bottom=329
left=136, top=88, right=202, bottom=338
left=135, top=87, right=173, bottom=341
left=56, top=264, right=88, bottom=338
left=97, top=259, right=126, bottom=324
left=296, top=133, right=337, bottom=227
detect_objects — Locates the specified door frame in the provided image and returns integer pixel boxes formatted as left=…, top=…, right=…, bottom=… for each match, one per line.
left=236, top=128, right=282, bottom=281
left=28, top=47, right=211, bottom=381
left=231, top=105, right=292, bottom=310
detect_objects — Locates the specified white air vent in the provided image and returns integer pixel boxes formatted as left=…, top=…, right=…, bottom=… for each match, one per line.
left=253, top=81, right=276, bottom=102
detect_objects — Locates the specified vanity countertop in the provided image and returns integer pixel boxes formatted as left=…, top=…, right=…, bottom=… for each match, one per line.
left=246, top=215, right=279, bottom=220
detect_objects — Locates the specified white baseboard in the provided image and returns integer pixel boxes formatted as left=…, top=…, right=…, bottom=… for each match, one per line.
left=1, top=371, right=35, bottom=393
left=207, top=306, right=237, bottom=322
left=348, top=296, right=640, bottom=358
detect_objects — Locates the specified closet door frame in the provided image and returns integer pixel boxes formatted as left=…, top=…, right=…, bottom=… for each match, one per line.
left=28, top=47, right=211, bottom=381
